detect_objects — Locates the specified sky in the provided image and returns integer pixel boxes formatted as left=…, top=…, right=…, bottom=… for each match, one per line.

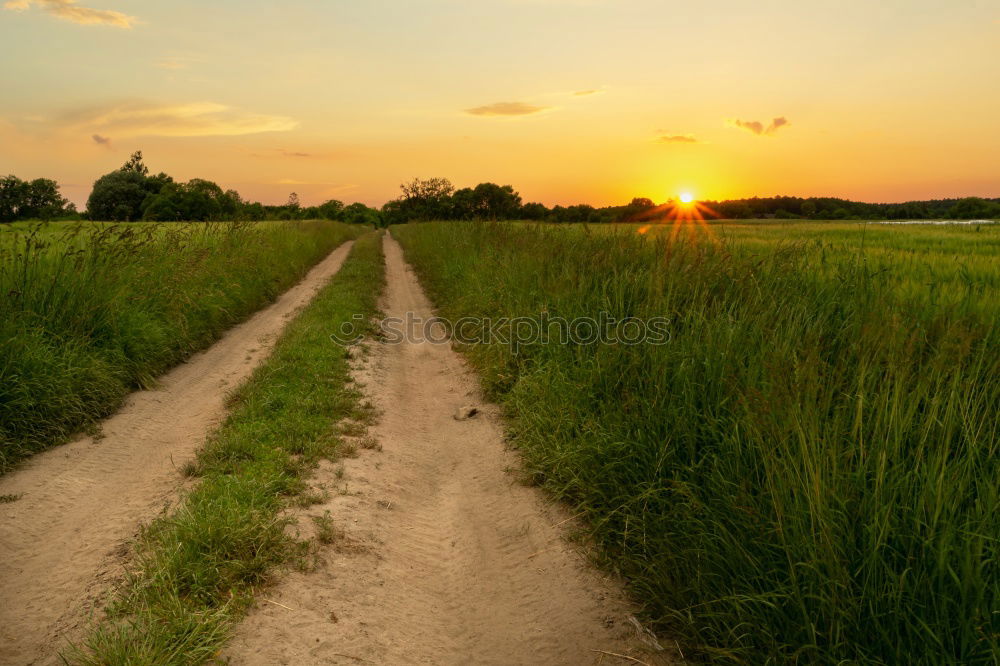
left=1, top=0, right=998, bottom=208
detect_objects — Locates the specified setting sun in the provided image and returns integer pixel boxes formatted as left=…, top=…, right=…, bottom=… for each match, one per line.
left=680, top=193, right=695, bottom=204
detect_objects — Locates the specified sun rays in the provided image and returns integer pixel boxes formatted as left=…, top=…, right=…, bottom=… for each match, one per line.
left=636, top=196, right=719, bottom=244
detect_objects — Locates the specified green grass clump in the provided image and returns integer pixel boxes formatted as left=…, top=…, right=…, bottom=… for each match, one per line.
left=0, top=220, right=365, bottom=472
left=392, top=221, right=999, bottom=664
left=71, top=231, right=385, bottom=664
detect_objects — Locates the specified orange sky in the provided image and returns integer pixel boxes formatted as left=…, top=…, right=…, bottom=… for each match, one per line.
left=1, top=0, right=998, bottom=208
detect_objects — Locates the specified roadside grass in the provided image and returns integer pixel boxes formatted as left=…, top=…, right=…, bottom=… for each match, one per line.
left=392, top=221, right=999, bottom=664
left=69, top=231, right=385, bottom=664
left=0, top=220, right=365, bottom=472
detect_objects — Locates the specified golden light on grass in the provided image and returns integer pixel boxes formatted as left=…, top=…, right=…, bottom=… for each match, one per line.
left=635, top=192, right=718, bottom=246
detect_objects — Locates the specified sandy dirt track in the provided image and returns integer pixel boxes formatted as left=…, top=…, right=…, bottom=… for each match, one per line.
left=224, top=235, right=673, bottom=666
left=0, top=241, right=355, bottom=665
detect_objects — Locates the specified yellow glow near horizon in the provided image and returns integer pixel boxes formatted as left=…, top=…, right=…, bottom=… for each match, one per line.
left=679, top=192, right=695, bottom=204
left=1, top=2, right=998, bottom=208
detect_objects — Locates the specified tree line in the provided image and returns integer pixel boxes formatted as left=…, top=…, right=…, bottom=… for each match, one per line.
left=0, top=152, right=380, bottom=225
left=384, top=178, right=1000, bottom=223
left=2, top=161, right=998, bottom=224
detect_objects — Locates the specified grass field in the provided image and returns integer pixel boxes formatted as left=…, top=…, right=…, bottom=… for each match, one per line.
left=73, top=231, right=385, bottom=663
left=0, top=220, right=365, bottom=472
left=393, top=220, right=999, bottom=664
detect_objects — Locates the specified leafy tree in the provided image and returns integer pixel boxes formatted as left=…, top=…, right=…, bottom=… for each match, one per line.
left=451, top=187, right=477, bottom=220
left=87, top=170, right=149, bottom=221
left=243, top=201, right=266, bottom=221
left=616, top=197, right=657, bottom=221
left=317, top=199, right=345, bottom=221
left=87, top=153, right=172, bottom=221
left=0, top=175, right=29, bottom=222
left=949, top=197, right=999, bottom=220
left=120, top=151, right=150, bottom=177
left=343, top=202, right=379, bottom=226
left=472, top=182, right=522, bottom=220
left=141, top=178, right=232, bottom=221
left=520, top=202, right=549, bottom=220
left=401, top=177, right=454, bottom=202
left=26, top=179, right=69, bottom=220
left=392, top=177, right=455, bottom=221
left=0, top=176, right=71, bottom=221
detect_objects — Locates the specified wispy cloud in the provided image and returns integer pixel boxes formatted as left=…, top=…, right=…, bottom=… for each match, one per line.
left=573, top=89, right=603, bottom=97
left=250, top=148, right=315, bottom=159
left=657, top=133, right=698, bottom=144
left=3, top=0, right=137, bottom=28
left=465, top=102, right=550, bottom=117
left=91, top=133, right=111, bottom=147
left=728, top=116, right=790, bottom=136
left=60, top=102, right=297, bottom=138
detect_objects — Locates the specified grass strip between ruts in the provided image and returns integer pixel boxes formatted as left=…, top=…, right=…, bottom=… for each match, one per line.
left=70, top=230, right=385, bottom=664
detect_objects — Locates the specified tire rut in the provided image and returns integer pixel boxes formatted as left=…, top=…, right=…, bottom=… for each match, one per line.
left=224, top=234, right=673, bottom=665
left=0, top=241, right=356, bottom=665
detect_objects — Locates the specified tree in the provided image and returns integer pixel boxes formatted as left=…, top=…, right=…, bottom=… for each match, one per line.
left=392, top=177, right=455, bottom=221
left=0, top=175, right=72, bottom=221
left=471, top=182, right=522, bottom=220
left=87, top=153, right=171, bottom=221
left=317, top=199, right=345, bottom=221
left=949, top=197, right=999, bottom=220
left=87, top=169, right=149, bottom=221
left=0, top=175, right=30, bottom=222
left=24, top=179, right=69, bottom=220
left=343, top=202, right=379, bottom=226
left=141, top=178, right=229, bottom=221
left=520, top=202, right=549, bottom=220
left=400, top=177, right=454, bottom=202
left=616, top=197, right=656, bottom=222
left=120, top=151, right=149, bottom=177
left=451, top=188, right=477, bottom=220
left=800, top=201, right=817, bottom=218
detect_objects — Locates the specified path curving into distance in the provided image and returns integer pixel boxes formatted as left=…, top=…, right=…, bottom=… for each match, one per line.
left=0, top=241, right=355, bottom=665
left=224, top=235, right=674, bottom=665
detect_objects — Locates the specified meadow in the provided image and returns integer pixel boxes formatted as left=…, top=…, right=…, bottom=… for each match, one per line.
left=393, top=220, right=999, bottom=664
left=0, top=220, right=364, bottom=472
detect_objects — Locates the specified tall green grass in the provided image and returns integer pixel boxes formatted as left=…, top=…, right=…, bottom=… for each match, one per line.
left=393, top=221, right=999, bottom=664
left=0, top=220, right=363, bottom=472
left=72, top=231, right=385, bottom=664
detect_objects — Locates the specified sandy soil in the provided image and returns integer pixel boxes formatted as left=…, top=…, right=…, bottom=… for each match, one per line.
left=0, top=241, right=355, bottom=666
left=224, top=235, right=675, bottom=666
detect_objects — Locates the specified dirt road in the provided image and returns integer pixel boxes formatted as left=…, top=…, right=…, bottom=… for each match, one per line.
left=224, top=235, right=671, bottom=665
left=0, top=242, right=355, bottom=665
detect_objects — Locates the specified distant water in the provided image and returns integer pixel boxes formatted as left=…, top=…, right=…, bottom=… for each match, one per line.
left=872, top=219, right=997, bottom=226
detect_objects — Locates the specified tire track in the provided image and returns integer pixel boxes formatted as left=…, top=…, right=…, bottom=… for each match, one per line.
left=0, top=241, right=355, bottom=666
left=224, top=234, right=673, bottom=665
